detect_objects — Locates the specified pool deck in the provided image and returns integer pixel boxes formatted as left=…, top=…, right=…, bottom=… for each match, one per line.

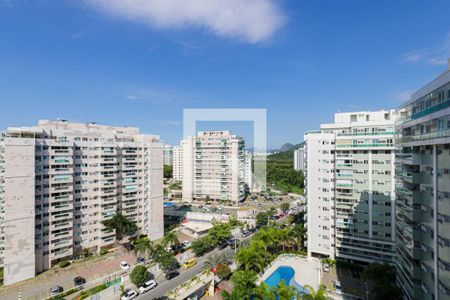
left=257, top=255, right=321, bottom=291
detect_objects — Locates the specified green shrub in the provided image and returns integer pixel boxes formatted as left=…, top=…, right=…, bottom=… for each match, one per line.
left=79, top=284, right=107, bottom=300
left=129, top=265, right=148, bottom=287
left=99, top=248, right=108, bottom=255
left=47, top=288, right=77, bottom=300
left=59, top=260, right=70, bottom=268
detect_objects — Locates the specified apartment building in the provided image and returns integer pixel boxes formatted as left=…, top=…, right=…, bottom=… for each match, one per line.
left=173, top=145, right=183, bottom=182
left=0, top=120, right=164, bottom=286
left=180, top=131, right=247, bottom=203
left=305, top=110, right=399, bottom=264
left=294, top=144, right=306, bottom=172
left=395, top=62, right=450, bottom=299
left=163, top=145, right=173, bottom=166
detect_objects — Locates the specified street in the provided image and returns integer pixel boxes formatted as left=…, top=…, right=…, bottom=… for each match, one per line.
left=138, top=247, right=235, bottom=300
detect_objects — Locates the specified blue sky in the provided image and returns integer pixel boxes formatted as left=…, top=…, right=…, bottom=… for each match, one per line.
left=0, top=0, right=449, bottom=149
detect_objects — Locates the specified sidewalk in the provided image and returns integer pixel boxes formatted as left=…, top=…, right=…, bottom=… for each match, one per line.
left=0, top=247, right=136, bottom=300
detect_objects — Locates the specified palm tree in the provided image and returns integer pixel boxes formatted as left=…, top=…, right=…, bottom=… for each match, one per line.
left=133, top=237, right=153, bottom=259
left=278, top=228, right=296, bottom=252
left=236, top=246, right=265, bottom=272
left=253, top=282, right=277, bottom=300
left=205, top=253, right=226, bottom=272
left=101, top=212, right=137, bottom=241
left=301, top=284, right=330, bottom=300
left=231, top=270, right=257, bottom=299
left=291, top=223, right=306, bottom=250
left=163, top=231, right=179, bottom=247
left=220, top=289, right=242, bottom=300
left=255, top=227, right=278, bottom=253
left=276, top=280, right=298, bottom=300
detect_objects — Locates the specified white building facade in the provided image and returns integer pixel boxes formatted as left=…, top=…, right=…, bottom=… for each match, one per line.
left=173, top=145, right=183, bottom=182
left=163, top=145, right=173, bottom=166
left=0, top=120, right=164, bottom=285
left=180, top=131, right=247, bottom=204
left=294, top=146, right=306, bottom=172
left=305, top=110, right=399, bottom=264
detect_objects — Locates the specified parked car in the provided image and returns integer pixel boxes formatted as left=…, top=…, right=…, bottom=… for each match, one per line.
left=335, top=281, right=343, bottom=294
left=139, top=279, right=157, bottom=294
left=182, top=258, right=197, bottom=269
left=323, top=263, right=330, bottom=273
left=219, top=240, right=228, bottom=250
left=182, top=240, right=191, bottom=248
left=166, top=262, right=180, bottom=272
left=50, top=286, right=63, bottom=296
left=74, top=276, right=86, bottom=289
left=120, top=261, right=130, bottom=271
left=165, top=246, right=173, bottom=252
left=137, top=256, right=146, bottom=264
left=165, top=270, right=180, bottom=280
left=121, top=289, right=138, bottom=300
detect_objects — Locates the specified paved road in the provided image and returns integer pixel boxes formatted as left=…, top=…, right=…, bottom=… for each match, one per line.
left=137, top=246, right=236, bottom=300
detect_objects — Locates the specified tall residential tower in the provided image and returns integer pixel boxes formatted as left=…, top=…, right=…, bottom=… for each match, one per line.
left=0, top=120, right=164, bottom=285
left=180, top=131, right=248, bottom=203
left=305, top=110, right=399, bottom=264
left=395, top=62, right=450, bottom=299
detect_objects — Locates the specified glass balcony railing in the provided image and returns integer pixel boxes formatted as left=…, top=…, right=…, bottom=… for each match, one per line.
left=397, top=128, right=450, bottom=144
left=337, top=131, right=398, bottom=137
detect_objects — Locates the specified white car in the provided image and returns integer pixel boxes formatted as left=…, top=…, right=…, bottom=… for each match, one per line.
left=121, top=289, right=138, bottom=300
left=335, top=281, right=342, bottom=294
left=182, top=240, right=191, bottom=248
left=120, top=261, right=130, bottom=271
left=323, top=263, right=330, bottom=273
left=139, top=279, right=157, bottom=293
left=165, top=246, right=173, bottom=252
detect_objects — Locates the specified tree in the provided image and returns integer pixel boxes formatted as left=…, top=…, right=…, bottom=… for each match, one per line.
left=163, top=231, right=179, bottom=247
left=256, top=212, right=268, bottom=226
left=208, top=222, right=232, bottom=245
left=277, top=228, right=296, bottom=252
left=255, top=227, right=278, bottom=252
left=129, top=265, right=148, bottom=287
left=133, top=237, right=153, bottom=259
left=253, top=282, right=277, bottom=300
left=291, top=223, right=306, bottom=250
left=101, top=213, right=137, bottom=241
left=363, top=263, right=402, bottom=300
left=216, top=263, right=231, bottom=280
left=275, top=280, right=298, bottom=300
left=163, top=165, right=173, bottom=178
left=301, top=284, right=329, bottom=300
left=191, top=236, right=214, bottom=257
left=205, top=195, right=212, bottom=203
left=231, top=270, right=257, bottom=299
left=221, top=289, right=243, bottom=300
left=280, top=202, right=290, bottom=212
left=206, top=253, right=227, bottom=272
left=236, top=244, right=265, bottom=272
left=267, top=207, right=277, bottom=218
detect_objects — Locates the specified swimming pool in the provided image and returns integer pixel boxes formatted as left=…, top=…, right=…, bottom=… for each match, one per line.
left=164, top=202, right=176, bottom=207
left=264, top=266, right=307, bottom=294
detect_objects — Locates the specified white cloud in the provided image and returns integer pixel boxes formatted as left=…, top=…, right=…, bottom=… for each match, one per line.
left=126, top=88, right=174, bottom=104
left=401, top=50, right=425, bottom=63
left=85, top=0, right=285, bottom=43
left=402, top=32, right=450, bottom=66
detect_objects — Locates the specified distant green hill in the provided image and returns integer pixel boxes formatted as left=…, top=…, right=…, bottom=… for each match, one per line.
left=266, top=142, right=304, bottom=194
left=268, top=142, right=304, bottom=162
